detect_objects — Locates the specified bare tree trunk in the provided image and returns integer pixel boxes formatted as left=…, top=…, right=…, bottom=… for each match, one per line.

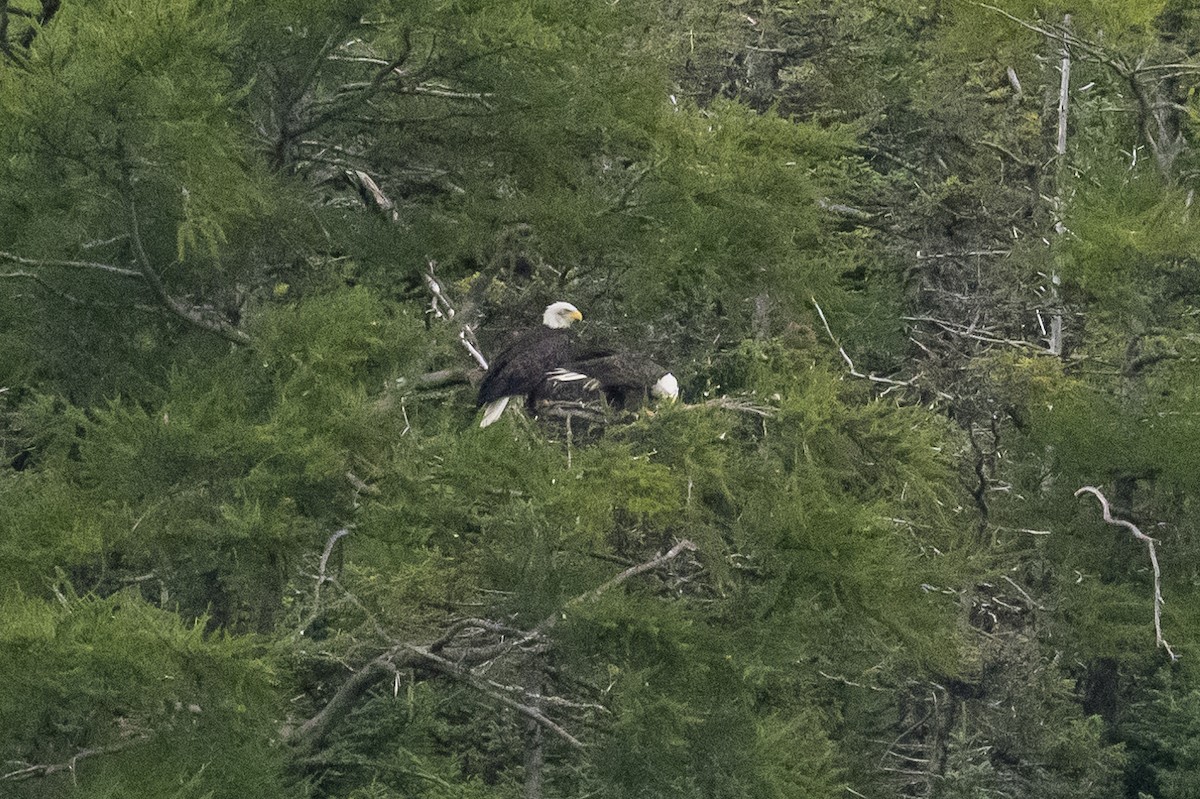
left=522, top=662, right=545, bottom=799
left=1049, top=14, right=1070, bottom=358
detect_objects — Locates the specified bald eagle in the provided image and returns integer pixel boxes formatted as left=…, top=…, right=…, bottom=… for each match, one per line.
left=549, top=350, right=679, bottom=410
left=477, top=301, right=583, bottom=427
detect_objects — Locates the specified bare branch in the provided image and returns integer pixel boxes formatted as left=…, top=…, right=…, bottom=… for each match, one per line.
left=0, top=250, right=142, bottom=278
left=346, top=169, right=399, bottom=221
left=1, top=271, right=86, bottom=305
left=424, top=259, right=455, bottom=321
left=403, top=367, right=479, bottom=389
left=538, top=539, right=698, bottom=636
left=126, top=192, right=251, bottom=346
left=403, top=645, right=585, bottom=750
left=903, top=315, right=1047, bottom=351
left=817, top=197, right=874, bottom=221
left=290, top=49, right=413, bottom=139
left=286, top=539, right=700, bottom=752
left=915, top=249, right=1012, bottom=259
left=1075, top=486, right=1177, bottom=660
left=2, top=737, right=149, bottom=782
left=284, top=646, right=417, bottom=750
left=701, top=396, right=775, bottom=418
left=459, top=328, right=489, bottom=370
left=814, top=298, right=922, bottom=390
left=424, top=259, right=490, bottom=370
left=295, top=528, right=351, bottom=640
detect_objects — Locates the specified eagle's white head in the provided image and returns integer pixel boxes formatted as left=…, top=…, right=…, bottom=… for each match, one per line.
left=543, top=301, right=583, bottom=329
left=652, top=372, right=679, bottom=400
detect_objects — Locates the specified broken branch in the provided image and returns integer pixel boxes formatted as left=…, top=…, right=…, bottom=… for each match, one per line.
left=813, top=298, right=921, bottom=390
left=1075, top=486, right=1177, bottom=661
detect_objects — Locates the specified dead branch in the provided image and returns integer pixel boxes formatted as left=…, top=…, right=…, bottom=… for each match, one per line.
left=347, top=169, right=399, bottom=222
left=1, top=736, right=149, bottom=782
left=539, top=539, right=698, bottom=636
left=126, top=191, right=251, bottom=346
left=813, top=298, right=921, bottom=390
left=1, top=271, right=86, bottom=305
left=975, top=2, right=1191, bottom=176
left=424, top=260, right=455, bottom=321
left=286, top=539, right=700, bottom=752
left=817, top=197, right=874, bottom=221
left=915, top=249, right=1012, bottom=259
left=1075, top=486, right=1177, bottom=660
left=539, top=402, right=610, bottom=424
left=406, top=367, right=479, bottom=389
left=424, top=259, right=489, bottom=370
left=296, top=528, right=352, bottom=639
left=403, top=645, right=585, bottom=750
left=288, top=47, right=414, bottom=141
left=442, top=540, right=701, bottom=664
left=429, top=617, right=529, bottom=652
left=903, top=315, right=1047, bottom=351
left=0, top=250, right=142, bottom=278
left=459, top=328, right=488, bottom=370
left=285, top=646, right=413, bottom=750
left=701, top=396, right=775, bottom=417
left=345, top=472, right=380, bottom=495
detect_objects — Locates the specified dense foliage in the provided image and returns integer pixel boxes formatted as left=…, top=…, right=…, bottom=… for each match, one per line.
left=3, top=1, right=1200, bottom=797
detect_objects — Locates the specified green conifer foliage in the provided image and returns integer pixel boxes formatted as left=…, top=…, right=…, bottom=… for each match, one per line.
left=0, top=591, right=286, bottom=798
left=10, top=0, right=1200, bottom=796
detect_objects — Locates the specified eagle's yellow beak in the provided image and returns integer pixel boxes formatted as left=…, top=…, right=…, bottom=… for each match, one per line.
left=569, top=310, right=583, bottom=322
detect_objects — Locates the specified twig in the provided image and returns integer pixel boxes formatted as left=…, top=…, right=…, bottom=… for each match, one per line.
left=459, top=328, right=489, bottom=370
left=297, top=528, right=351, bottom=637
left=701, top=396, right=775, bottom=417
left=1001, top=575, right=1045, bottom=610
left=1, top=737, right=149, bottom=781
left=126, top=190, right=251, bottom=346
left=543, top=539, right=698, bottom=634
left=813, top=298, right=920, bottom=389
left=423, top=260, right=455, bottom=321
left=903, top=315, right=1046, bottom=351
left=286, top=540, right=700, bottom=751
left=1, top=271, right=86, bottom=305
left=402, top=645, right=585, bottom=750
left=0, top=250, right=142, bottom=278
left=423, top=259, right=489, bottom=370
left=915, top=248, right=1012, bottom=260
left=540, top=403, right=609, bottom=424
left=1075, top=486, right=1177, bottom=660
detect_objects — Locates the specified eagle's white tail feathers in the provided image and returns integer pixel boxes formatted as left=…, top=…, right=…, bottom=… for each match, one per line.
left=546, top=368, right=589, bottom=382
left=546, top=368, right=601, bottom=391
left=479, top=396, right=511, bottom=428
left=652, top=373, right=680, bottom=400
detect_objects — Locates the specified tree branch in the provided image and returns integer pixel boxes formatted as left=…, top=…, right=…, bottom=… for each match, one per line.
left=285, top=539, right=700, bottom=752
left=1075, top=486, right=1177, bottom=661
left=534, top=539, right=698, bottom=637
left=404, top=645, right=585, bottom=750
left=295, top=528, right=352, bottom=638
left=125, top=192, right=251, bottom=346
left=903, top=315, right=1047, bottom=351
left=424, top=259, right=489, bottom=369
left=1, top=271, right=85, bottom=305
left=814, top=298, right=922, bottom=391
left=1, top=736, right=149, bottom=782
left=284, top=646, right=418, bottom=751
left=0, top=250, right=142, bottom=278
left=289, top=48, right=413, bottom=140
